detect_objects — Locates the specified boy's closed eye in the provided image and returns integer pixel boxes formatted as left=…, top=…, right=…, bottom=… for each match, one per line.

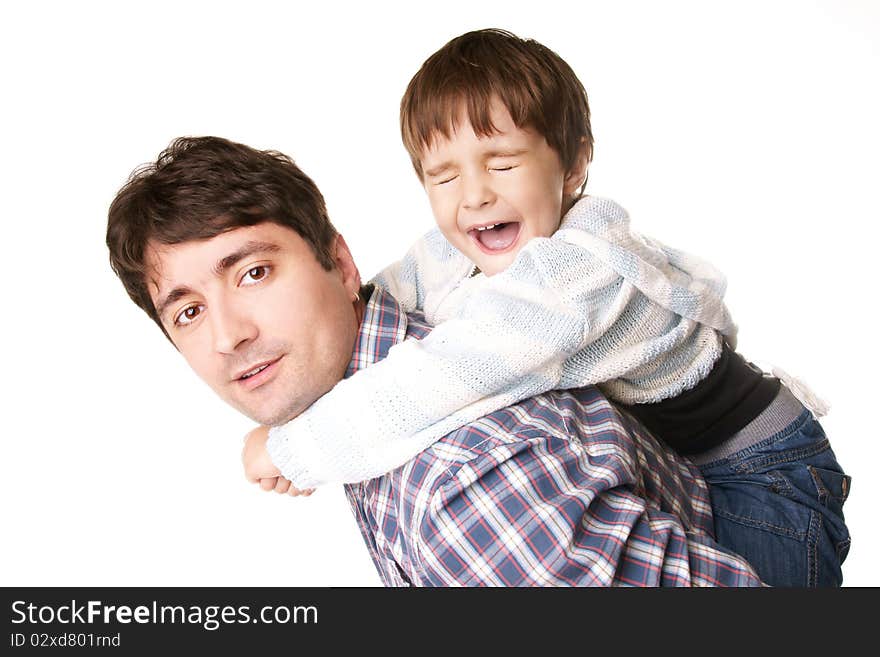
left=434, top=164, right=516, bottom=184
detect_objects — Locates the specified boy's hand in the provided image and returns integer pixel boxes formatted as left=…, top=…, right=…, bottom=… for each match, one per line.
left=241, top=425, right=315, bottom=497
left=266, top=476, right=315, bottom=497
left=241, top=425, right=278, bottom=482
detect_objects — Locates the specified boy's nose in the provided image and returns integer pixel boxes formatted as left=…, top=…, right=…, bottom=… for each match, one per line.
left=461, top=172, right=495, bottom=210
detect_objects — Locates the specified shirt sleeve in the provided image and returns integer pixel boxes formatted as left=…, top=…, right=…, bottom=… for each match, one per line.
left=413, top=435, right=764, bottom=587
left=266, top=228, right=637, bottom=490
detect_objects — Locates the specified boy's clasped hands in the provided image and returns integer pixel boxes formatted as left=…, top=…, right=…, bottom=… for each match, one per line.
left=242, top=425, right=314, bottom=497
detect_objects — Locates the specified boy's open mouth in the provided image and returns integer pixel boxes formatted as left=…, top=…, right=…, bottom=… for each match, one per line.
left=468, top=221, right=522, bottom=254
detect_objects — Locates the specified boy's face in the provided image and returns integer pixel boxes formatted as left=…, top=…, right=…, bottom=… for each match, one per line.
left=419, top=98, right=584, bottom=276
left=145, top=223, right=362, bottom=427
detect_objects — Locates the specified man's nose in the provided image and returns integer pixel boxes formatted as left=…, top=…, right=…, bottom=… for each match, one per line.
left=461, top=170, right=495, bottom=210
left=209, top=299, right=257, bottom=354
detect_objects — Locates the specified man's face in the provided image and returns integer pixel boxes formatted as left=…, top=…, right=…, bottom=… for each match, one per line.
left=419, top=97, right=585, bottom=276
left=146, top=223, right=362, bottom=426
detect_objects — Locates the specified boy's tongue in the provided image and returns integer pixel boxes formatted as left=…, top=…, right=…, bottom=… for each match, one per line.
left=474, top=222, right=519, bottom=251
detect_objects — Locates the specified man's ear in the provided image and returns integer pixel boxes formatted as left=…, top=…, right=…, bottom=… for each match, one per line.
left=563, top=139, right=592, bottom=197
left=332, top=234, right=362, bottom=299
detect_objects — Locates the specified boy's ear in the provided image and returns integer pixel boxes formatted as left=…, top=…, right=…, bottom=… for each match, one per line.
left=563, top=139, right=592, bottom=196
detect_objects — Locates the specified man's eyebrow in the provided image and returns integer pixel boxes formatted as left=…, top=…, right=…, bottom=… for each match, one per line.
left=211, top=240, right=281, bottom=277
left=154, top=240, right=282, bottom=322
left=155, top=286, right=195, bottom=323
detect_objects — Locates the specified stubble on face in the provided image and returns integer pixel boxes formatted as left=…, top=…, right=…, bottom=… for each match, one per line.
left=145, top=224, right=363, bottom=429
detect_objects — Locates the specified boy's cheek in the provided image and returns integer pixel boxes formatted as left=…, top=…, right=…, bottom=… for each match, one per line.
left=436, top=224, right=459, bottom=246
left=426, top=194, right=453, bottom=227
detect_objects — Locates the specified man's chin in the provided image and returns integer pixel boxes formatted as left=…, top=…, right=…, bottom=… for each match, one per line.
left=235, top=400, right=304, bottom=428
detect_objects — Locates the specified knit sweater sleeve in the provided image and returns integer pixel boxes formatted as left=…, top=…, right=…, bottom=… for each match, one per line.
left=265, top=224, right=635, bottom=489
left=368, top=226, right=476, bottom=319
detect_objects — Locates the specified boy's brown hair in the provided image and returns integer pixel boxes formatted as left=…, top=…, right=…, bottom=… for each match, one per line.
left=400, top=28, right=593, bottom=181
left=106, top=136, right=338, bottom=339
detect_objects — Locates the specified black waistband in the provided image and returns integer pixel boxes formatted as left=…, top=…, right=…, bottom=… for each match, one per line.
left=617, top=343, right=780, bottom=455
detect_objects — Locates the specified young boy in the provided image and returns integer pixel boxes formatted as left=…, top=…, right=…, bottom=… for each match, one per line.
left=247, top=28, right=851, bottom=586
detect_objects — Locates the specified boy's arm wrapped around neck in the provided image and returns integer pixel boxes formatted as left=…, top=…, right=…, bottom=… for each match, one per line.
left=266, top=230, right=623, bottom=490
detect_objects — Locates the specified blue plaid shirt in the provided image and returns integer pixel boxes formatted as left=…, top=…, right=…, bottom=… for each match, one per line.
left=343, top=288, right=762, bottom=586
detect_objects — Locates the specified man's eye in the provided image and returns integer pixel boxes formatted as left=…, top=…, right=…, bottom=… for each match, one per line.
left=241, top=265, right=270, bottom=285
left=175, top=305, right=204, bottom=326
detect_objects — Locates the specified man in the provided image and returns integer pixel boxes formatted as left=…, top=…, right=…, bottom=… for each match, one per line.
left=107, top=136, right=762, bottom=586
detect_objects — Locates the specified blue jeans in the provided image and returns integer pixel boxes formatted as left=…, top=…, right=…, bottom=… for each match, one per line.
left=698, top=410, right=851, bottom=587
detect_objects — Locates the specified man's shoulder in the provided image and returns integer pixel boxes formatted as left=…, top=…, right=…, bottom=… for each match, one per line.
left=393, top=386, right=631, bottom=492
left=358, top=384, right=714, bottom=571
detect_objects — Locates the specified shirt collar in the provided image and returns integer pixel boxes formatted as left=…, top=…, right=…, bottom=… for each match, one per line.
left=345, top=286, right=409, bottom=379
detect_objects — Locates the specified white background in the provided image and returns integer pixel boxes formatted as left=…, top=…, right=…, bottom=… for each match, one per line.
left=1, top=0, right=877, bottom=587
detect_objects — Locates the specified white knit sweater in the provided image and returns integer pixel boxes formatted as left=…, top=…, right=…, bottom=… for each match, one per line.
left=266, top=196, right=737, bottom=489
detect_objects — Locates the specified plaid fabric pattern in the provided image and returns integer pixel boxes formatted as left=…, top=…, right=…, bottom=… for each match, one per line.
left=344, top=288, right=762, bottom=587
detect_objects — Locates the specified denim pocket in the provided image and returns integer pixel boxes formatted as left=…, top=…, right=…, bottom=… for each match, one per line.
left=699, top=415, right=852, bottom=586
left=807, top=465, right=852, bottom=562
left=808, top=465, right=851, bottom=507
left=763, top=460, right=850, bottom=529
left=762, top=458, right=852, bottom=584
left=704, top=469, right=809, bottom=539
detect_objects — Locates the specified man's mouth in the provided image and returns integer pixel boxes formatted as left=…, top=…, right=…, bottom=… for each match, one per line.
left=468, top=221, right=522, bottom=254
left=241, top=364, right=270, bottom=379
left=234, top=357, right=283, bottom=390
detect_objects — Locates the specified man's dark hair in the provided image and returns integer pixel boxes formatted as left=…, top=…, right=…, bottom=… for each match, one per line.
left=106, top=136, right=337, bottom=338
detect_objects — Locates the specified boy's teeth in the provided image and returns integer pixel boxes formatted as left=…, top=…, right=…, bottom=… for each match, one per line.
left=476, top=224, right=498, bottom=232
